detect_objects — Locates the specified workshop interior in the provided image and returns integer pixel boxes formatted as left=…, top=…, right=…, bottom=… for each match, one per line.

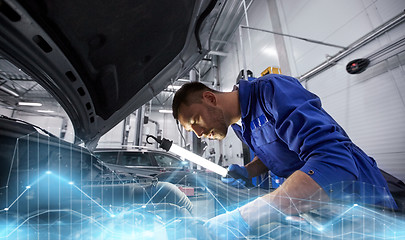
left=0, top=0, right=405, bottom=239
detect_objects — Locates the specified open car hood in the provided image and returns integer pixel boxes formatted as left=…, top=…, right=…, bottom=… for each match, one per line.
left=0, top=0, right=225, bottom=147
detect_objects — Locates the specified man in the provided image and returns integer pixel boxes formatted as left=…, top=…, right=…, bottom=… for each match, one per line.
left=172, top=74, right=397, bottom=239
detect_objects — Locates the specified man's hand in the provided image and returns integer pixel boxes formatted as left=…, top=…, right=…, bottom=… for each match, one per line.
left=221, top=164, right=250, bottom=188
left=239, top=171, right=329, bottom=228
left=204, top=208, right=251, bottom=240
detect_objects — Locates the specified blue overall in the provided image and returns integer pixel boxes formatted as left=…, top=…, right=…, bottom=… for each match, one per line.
left=231, top=74, right=397, bottom=208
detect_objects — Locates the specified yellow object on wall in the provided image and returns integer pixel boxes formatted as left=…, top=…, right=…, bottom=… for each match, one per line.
left=261, top=67, right=282, bottom=76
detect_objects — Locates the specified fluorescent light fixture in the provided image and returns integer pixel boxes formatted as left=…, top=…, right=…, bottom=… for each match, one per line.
left=167, top=85, right=181, bottom=91
left=37, top=110, right=55, bottom=113
left=146, top=135, right=228, bottom=177
left=18, top=102, right=42, bottom=107
left=0, top=86, right=19, bottom=97
left=159, top=109, right=173, bottom=114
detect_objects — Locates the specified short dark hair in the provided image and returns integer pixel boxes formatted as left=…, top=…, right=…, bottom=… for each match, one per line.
left=172, top=82, right=217, bottom=120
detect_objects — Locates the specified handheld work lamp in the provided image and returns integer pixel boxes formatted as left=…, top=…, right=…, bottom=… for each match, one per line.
left=146, top=135, right=228, bottom=177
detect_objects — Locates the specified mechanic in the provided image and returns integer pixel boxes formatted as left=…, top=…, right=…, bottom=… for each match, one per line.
left=171, top=74, right=397, bottom=239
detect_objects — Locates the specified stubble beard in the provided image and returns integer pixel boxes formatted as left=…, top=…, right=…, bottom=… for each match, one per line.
left=207, top=105, right=228, bottom=140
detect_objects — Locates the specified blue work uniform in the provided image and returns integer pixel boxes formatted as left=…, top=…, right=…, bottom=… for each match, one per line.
left=231, top=74, right=397, bottom=208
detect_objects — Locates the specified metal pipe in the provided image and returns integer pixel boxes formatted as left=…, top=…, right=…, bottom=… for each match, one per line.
left=208, top=50, right=228, bottom=56
left=239, top=25, right=248, bottom=80
left=189, top=69, right=197, bottom=82
left=188, top=69, right=198, bottom=169
left=134, top=106, right=144, bottom=146
left=240, top=25, right=347, bottom=49
left=212, top=55, right=220, bottom=89
left=298, top=10, right=405, bottom=81
left=366, top=36, right=405, bottom=61
left=148, top=118, right=161, bottom=148
left=121, top=115, right=131, bottom=146
left=267, top=0, right=291, bottom=75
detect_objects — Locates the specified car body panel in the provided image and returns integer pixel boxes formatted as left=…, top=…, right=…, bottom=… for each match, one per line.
left=0, top=0, right=226, bottom=147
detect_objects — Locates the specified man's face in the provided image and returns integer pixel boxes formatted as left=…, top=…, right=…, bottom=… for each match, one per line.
left=177, top=101, right=229, bottom=140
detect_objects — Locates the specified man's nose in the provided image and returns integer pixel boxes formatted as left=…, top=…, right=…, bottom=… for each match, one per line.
left=191, top=125, right=204, bottom=138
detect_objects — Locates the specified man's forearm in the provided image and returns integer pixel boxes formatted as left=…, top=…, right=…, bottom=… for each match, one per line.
left=245, top=156, right=269, bottom=178
left=239, top=170, right=329, bottom=228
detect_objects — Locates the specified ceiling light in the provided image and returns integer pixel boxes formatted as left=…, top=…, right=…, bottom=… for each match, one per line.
left=166, top=85, right=181, bottom=91
left=159, top=109, right=173, bottom=114
left=37, top=110, right=54, bottom=113
left=18, top=102, right=42, bottom=107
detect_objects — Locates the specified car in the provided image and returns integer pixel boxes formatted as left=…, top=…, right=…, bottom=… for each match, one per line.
left=0, top=0, right=228, bottom=238
left=0, top=115, right=200, bottom=239
left=94, top=147, right=190, bottom=178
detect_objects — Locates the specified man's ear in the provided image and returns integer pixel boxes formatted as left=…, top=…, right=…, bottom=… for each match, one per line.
left=202, top=91, right=216, bottom=105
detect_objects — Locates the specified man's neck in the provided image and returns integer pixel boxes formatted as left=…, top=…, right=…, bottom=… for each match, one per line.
left=217, top=90, right=241, bottom=125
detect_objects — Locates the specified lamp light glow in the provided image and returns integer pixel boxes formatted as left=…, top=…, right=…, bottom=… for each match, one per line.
left=169, top=144, right=228, bottom=177
left=146, top=135, right=228, bottom=177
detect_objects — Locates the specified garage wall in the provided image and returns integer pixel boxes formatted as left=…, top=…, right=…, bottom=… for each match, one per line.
left=98, top=121, right=125, bottom=147
left=306, top=56, right=405, bottom=182
left=213, top=0, right=405, bottom=180
left=278, top=0, right=405, bottom=181
left=97, top=110, right=179, bottom=149
left=3, top=110, right=75, bottom=143
left=0, top=107, right=12, bottom=116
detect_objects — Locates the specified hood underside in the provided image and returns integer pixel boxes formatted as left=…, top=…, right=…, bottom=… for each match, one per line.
left=0, top=0, right=224, bottom=147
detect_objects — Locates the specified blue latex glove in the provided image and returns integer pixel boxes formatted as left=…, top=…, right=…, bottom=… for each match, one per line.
left=221, top=164, right=249, bottom=188
left=204, top=208, right=251, bottom=240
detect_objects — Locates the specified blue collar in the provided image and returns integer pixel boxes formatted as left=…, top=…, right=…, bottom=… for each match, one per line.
left=238, top=80, right=252, bottom=119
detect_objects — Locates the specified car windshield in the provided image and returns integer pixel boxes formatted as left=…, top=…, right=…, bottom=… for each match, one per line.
left=120, top=152, right=151, bottom=166
left=93, top=151, right=119, bottom=164
left=153, top=154, right=183, bottom=167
